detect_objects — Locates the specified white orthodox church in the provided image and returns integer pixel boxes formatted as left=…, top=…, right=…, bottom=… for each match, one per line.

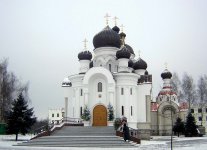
left=61, top=19, right=152, bottom=137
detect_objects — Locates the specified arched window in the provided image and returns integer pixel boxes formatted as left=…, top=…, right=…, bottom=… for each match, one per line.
left=98, top=82, right=102, bottom=92
left=80, top=89, right=83, bottom=96
left=130, top=88, right=132, bottom=95
left=80, top=107, right=83, bottom=116
left=109, top=64, right=111, bottom=71
left=122, top=106, right=124, bottom=116
left=131, top=106, right=133, bottom=116
left=121, top=88, right=124, bottom=95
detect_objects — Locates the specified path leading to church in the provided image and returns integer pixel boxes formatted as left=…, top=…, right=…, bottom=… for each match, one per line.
left=15, top=126, right=136, bottom=148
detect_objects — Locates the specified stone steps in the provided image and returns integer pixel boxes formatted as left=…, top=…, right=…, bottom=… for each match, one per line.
left=15, top=126, right=136, bottom=148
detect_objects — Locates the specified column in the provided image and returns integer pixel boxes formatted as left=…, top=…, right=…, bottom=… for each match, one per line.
left=65, top=97, right=68, bottom=118
left=84, top=93, right=88, bottom=106
left=145, top=95, right=151, bottom=123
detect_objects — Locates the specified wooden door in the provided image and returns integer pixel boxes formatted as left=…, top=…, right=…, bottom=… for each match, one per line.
left=93, top=105, right=107, bottom=126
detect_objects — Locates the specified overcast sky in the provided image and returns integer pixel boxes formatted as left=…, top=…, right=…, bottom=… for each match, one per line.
left=0, top=0, right=207, bottom=119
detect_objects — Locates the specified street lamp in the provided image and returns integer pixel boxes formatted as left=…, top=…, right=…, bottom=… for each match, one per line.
left=168, top=94, right=173, bottom=150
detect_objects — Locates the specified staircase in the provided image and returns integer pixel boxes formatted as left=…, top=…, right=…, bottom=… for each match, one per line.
left=16, top=126, right=137, bottom=148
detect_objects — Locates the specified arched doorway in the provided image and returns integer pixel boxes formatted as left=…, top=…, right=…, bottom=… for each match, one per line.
left=93, top=105, right=107, bottom=126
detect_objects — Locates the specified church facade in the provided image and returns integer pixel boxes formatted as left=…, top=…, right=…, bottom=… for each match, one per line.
left=62, top=23, right=152, bottom=138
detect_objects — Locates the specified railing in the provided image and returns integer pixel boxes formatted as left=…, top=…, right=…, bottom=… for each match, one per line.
left=33, top=117, right=83, bottom=136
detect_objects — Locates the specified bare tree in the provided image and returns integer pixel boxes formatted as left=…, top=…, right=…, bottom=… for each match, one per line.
left=0, top=59, right=17, bottom=122
left=0, top=58, right=29, bottom=122
left=197, top=75, right=207, bottom=125
left=171, top=72, right=182, bottom=102
left=181, top=73, right=197, bottom=109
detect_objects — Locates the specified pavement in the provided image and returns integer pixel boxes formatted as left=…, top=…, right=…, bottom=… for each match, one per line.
left=1, top=134, right=207, bottom=150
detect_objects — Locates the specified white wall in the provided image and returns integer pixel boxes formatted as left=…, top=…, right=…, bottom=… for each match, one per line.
left=137, top=83, right=152, bottom=122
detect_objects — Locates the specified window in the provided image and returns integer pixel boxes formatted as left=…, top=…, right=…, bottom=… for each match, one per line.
left=80, top=89, right=83, bottom=96
left=130, top=88, right=132, bottom=95
left=198, top=108, right=202, bottom=113
left=80, top=107, right=83, bottom=116
left=122, top=106, right=124, bottom=116
left=57, top=113, right=59, bottom=117
left=109, top=64, right=111, bottom=71
left=52, top=114, right=54, bottom=117
left=121, top=88, right=124, bottom=95
left=198, top=116, right=202, bottom=121
left=98, top=82, right=102, bottom=92
left=131, top=106, right=133, bottom=116
left=206, top=108, right=207, bottom=113
left=191, top=109, right=194, bottom=113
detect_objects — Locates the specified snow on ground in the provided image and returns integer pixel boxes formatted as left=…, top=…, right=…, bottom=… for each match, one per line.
left=0, top=134, right=207, bottom=150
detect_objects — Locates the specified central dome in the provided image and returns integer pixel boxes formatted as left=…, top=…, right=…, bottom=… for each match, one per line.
left=93, top=26, right=121, bottom=49
left=161, top=69, right=172, bottom=79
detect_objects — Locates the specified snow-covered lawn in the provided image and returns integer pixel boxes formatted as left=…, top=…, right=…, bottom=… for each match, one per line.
left=0, top=134, right=207, bottom=150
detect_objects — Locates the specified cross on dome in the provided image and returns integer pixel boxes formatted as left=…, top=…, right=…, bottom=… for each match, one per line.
left=113, top=16, right=118, bottom=26
left=83, top=38, right=88, bottom=50
left=138, top=50, right=141, bottom=57
left=164, top=62, right=168, bottom=69
left=104, top=13, right=110, bottom=26
left=120, top=24, right=125, bottom=32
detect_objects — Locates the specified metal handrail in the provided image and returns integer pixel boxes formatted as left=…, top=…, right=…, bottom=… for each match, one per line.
left=34, top=117, right=82, bottom=135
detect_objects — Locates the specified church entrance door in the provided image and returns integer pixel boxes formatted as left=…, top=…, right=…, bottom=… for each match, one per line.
left=93, top=105, right=107, bottom=126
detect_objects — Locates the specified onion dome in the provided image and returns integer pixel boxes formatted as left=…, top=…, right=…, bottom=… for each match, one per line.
left=112, top=26, right=120, bottom=33
left=62, top=78, right=72, bottom=87
left=128, top=59, right=134, bottom=68
left=161, top=69, right=172, bottom=79
left=119, top=32, right=126, bottom=38
left=93, top=26, right=121, bottom=49
left=133, top=58, right=147, bottom=70
left=116, top=46, right=131, bottom=59
left=89, top=61, right=93, bottom=68
left=145, top=70, right=148, bottom=75
left=125, top=44, right=134, bottom=55
left=78, top=51, right=92, bottom=60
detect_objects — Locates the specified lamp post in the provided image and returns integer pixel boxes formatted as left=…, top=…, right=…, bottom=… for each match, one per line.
left=169, top=93, right=173, bottom=150
left=170, top=97, right=173, bottom=150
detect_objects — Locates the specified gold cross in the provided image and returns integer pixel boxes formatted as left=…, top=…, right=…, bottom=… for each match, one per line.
left=83, top=38, right=88, bottom=50
left=120, top=24, right=124, bottom=32
left=104, top=13, right=110, bottom=26
left=113, top=16, right=118, bottom=26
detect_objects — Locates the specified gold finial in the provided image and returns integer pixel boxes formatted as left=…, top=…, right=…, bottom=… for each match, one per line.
left=120, top=24, right=124, bottom=32
left=104, top=13, right=110, bottom=26
left=113, top=16, right=118, bottom=26
left=138, top=50, right=141, bottom=57
left=83, top=38, right=88, bottom=50
left=164, top=62, right=168, bottom=69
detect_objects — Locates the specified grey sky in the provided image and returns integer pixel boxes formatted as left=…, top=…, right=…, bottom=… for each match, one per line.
left=0, top=0, right=207, bottom=119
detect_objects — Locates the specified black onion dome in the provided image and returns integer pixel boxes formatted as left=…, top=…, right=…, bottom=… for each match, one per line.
left=116, top=46, right=131, bottom=59
left=112, top=26, right=120, bottom=33
left=89, top=61, right=93, bottom=68
left=128, top=59, right=134, bottom=68
left=93, top=26, right=121, bottom=49
left=119, top=32, right=126, bottom=38
left=145, top=70, right=148, bottom=75
left=133, top=58, right=147, bottom=70
left=78, top=51, right=92, bottom=60
left=161, top=69, right=172, bottom=79
left=125, top=44, right=134, bottom=55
